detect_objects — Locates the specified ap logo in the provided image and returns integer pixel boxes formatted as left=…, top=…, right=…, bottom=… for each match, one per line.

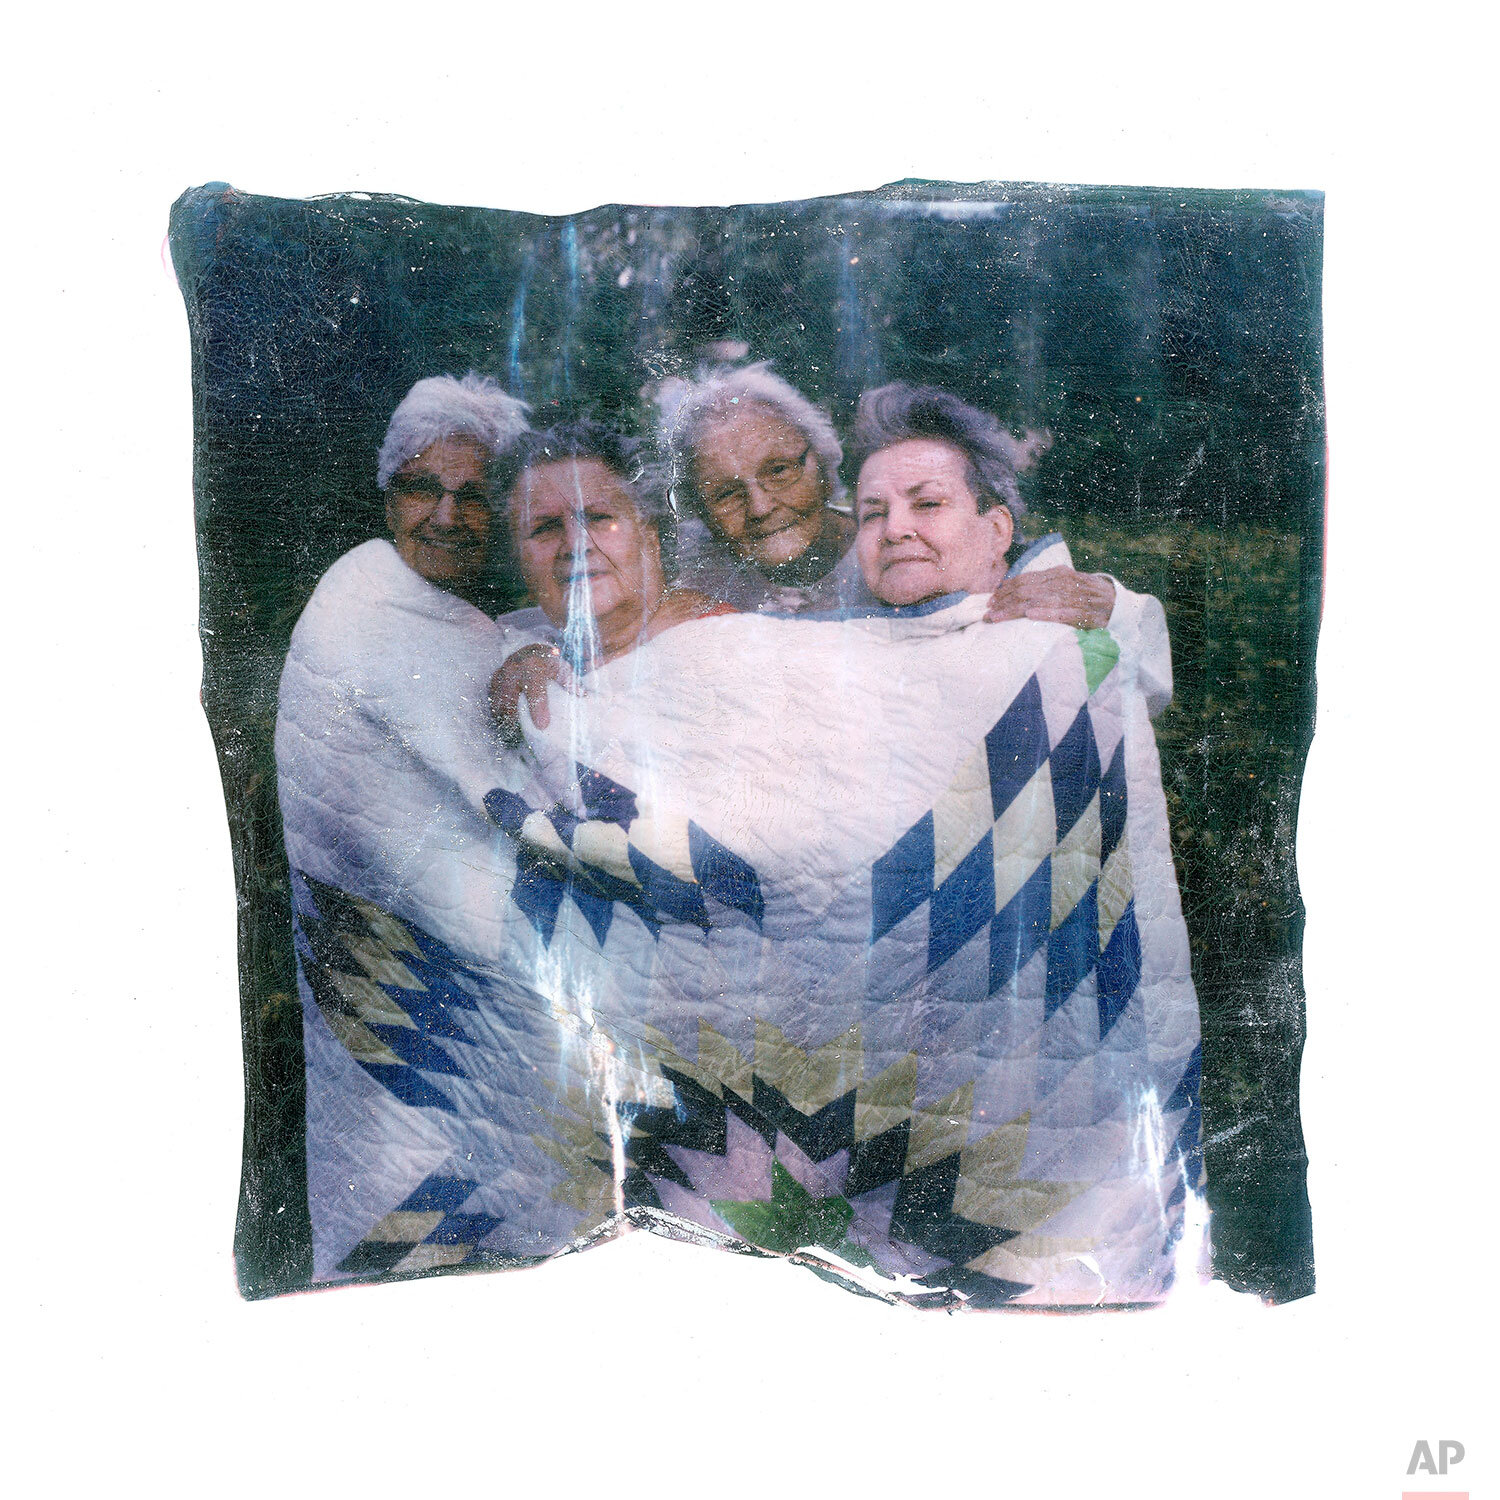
left=1406, top=1437, right=1466, bottom=1476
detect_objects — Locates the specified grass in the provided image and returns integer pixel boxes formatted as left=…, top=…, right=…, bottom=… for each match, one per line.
left=1032, top=505, right=1316, bottom=1297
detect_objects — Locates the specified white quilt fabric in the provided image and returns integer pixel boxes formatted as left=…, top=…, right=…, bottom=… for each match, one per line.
left=275, top=537, right=1202, bottom=1305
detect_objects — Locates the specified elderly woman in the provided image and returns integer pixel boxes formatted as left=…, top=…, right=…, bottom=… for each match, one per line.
left=371, top=371, right=531, bottom=606
left=278, top=370, right=532, bottom=944
left=846, top=384, right=1158, bottom=654
left=656, top=362, right=862, bottom=612
left=850, top=382, right=1029, bottom=607
left=657, top=362, right=1120, bottom=631
left=490, top=421, right=730, bottom=734
left=850, top=381, right=1174, bottom=710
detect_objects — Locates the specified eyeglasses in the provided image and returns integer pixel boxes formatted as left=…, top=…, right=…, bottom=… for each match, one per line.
left=390, top=475, right=491, bottom=512
left=702, top=446, right=813, bottom=516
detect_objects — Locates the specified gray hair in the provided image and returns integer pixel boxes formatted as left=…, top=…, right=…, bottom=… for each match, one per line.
left=495, top=419, right=679, bottom=579
left=376, top=372, right=531, bottom=491
left=653, top=361, right=846, bottom=514
left=495, top=420, right=672, bottom=528
left=848, top=383, right=1029, bottom=525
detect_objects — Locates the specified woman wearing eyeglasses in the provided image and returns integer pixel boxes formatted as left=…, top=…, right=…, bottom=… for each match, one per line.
left=654, top=362, right=865, bottom=613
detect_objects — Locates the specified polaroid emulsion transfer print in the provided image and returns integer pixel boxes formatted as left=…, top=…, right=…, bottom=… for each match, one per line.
left=171, top=180, right=1322, bottom=1307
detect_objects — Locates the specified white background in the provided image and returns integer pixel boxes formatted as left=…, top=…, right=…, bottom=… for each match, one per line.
left=8, top=4, right=1493, bottom=1496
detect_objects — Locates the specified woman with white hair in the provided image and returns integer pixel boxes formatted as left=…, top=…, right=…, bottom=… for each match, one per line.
left=276, top=369, right=533, bottom=974
left=375, top=371, right=532, bottom=605
left=655, top=362, right=863, bottom=613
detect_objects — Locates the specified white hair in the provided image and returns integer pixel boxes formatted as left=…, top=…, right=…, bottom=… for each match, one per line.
left=376, top=372, right=531, bottom=491
left=653, top=361, right=847, bottom=512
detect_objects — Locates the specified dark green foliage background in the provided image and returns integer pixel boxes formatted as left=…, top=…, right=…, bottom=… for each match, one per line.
left=171, top=179, right=1322, bottom=1302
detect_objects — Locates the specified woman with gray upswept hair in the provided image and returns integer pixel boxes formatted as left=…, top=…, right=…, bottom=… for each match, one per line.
left=847, top=382, right=1027, bottom=518
left=654, top=362, right=864, bottom=613
left=848, top=382, right=1173, bottom=712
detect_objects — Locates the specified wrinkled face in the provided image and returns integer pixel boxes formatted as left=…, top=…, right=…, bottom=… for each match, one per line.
left=385, top=434, right=493, bottom=588
left=691, top=403, right=828, bottom=569
left=511, top=458, right=664, bottom=634
left=855, top=439, right=1013, bottom=607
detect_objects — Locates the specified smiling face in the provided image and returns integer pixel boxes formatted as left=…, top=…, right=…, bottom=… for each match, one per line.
left=854, top=438, right=1014, bottom=607
left=691, top=403, right=829, bottom=569
left=385, top=434, right=493, bottom=590
left=510, top=457, right=665, bottom=656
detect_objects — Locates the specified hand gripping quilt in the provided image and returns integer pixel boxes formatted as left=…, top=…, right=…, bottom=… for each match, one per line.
left=280, top=589, right=1202, bottom=1308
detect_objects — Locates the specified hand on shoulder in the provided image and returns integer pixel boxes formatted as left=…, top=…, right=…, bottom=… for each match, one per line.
left=983, top=568, right=1115, bottom=629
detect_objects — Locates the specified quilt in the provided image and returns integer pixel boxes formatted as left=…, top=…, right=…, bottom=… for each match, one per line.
left=280, top=590, right=1201, bottom=1306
